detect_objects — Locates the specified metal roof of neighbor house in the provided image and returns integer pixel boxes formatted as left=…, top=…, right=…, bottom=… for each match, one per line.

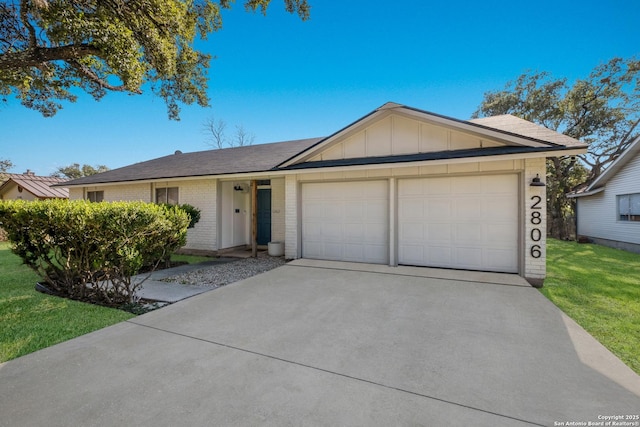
left=0, top=173, right=69, bottom=199
left=469, top=115, right=585, bottom=147
left=62, top=138, right=323, bottom=186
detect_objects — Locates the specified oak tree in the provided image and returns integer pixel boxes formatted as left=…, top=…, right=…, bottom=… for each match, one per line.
left=0, top=0, right=310, bottom=120
left=473, top=57, right=639, bottom=239
left=51, top=162, right=109, bottom=179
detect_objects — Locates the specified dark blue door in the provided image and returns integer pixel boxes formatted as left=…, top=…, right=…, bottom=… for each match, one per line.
left=257, top=189, right=272, bottom=245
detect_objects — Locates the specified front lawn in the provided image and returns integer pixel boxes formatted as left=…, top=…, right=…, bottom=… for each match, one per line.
left=0, top=242, right=136, bottom=362
left=0, top=242, right=216, bottom=363
left=542, top=238, right=640, bottom=375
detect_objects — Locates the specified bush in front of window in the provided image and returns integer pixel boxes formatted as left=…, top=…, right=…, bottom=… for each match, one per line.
left=0, top=199, right=189, bottom=307
left=162, top=203, right=201, bottom=229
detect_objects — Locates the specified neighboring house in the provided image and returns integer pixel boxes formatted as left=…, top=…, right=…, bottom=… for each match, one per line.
left=569, top=135, right=640, bottom=254
left=0, top=171, right=68, bottom=200
left=59, top=103, right=587, bottom=286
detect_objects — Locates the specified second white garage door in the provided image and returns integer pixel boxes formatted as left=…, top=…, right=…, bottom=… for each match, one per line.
left=398, top=175, right=519, bottom=273
left=301, top=181, right=389, bottom=264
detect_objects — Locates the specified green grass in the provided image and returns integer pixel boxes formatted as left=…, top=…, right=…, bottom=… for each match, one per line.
left=0, top=242, right=135, bottom=362
left=0, top=244, right=215, bottom=362
left=542, top=238, right=640, bottom=374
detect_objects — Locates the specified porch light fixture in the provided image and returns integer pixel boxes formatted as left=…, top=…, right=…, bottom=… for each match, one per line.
left=530, top=174, right=546, bottom=187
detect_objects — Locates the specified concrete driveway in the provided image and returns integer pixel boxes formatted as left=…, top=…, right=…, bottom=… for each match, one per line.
left=1, top=260, right=639, bottom=426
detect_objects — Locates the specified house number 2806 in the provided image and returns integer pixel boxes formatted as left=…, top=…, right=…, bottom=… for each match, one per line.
left=530, top=196, right=542, bottom=258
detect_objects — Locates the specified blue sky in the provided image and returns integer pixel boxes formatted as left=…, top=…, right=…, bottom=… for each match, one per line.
left=1, top=0, right=638, bottom=176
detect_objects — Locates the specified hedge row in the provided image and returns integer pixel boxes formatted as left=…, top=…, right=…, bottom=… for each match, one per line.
left=0, top=199, right=190, bottom=306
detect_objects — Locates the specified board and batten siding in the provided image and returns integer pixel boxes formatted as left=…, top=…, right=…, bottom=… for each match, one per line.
left=578, top=153, right=640, bottom=245
left=308, top=114, right=503, bottom=162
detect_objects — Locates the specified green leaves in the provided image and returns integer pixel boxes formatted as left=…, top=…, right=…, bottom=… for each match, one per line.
left=0, top=0, right=311, bottom=120
left=473, top=57, right=639, bottom=239
left=0, top=199, right=189, bottom=306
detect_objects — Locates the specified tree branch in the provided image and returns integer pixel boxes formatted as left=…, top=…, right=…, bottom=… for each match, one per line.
left=0, top=44, right=101, bottom=70
left=68, top=59, right=141, bottom=93
left=19, top=0, right=37, bottom=47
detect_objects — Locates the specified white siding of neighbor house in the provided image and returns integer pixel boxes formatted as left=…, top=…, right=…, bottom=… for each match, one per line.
left=308, top=114, right=504, bottom=162
left=578, top=153, right=640, bottom=245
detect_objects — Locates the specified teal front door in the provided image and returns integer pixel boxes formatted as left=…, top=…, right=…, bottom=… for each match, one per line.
left=257, top=189, right=272, bottom=245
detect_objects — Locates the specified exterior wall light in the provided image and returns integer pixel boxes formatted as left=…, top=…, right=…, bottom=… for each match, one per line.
left=530, top=174, right=546, bottom=187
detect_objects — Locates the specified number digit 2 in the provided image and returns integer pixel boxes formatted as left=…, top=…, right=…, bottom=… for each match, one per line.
left=531, top=195, right=542, bottom=209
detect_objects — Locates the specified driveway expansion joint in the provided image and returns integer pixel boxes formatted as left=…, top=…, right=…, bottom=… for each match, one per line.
left=125, top=319, right=544, bottom=426
left=286, top=264, right=534, bottom=289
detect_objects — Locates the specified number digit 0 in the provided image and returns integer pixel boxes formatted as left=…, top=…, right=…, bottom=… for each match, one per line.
left=531, top=228, right=541, bottom=241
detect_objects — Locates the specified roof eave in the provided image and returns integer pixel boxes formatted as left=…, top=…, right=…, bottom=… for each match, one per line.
left=584, top=135, right=640, bottom=192
left=277, top=103, right=583, bottom=169
left=279, top=146, right=587, bottom=172
left=567, top=187, right=605, bottom=198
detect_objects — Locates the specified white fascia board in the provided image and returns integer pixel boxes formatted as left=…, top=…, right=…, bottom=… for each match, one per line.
left=567, top=187, right=605, bottom=198
left=276, top=148, right=588, bottom=176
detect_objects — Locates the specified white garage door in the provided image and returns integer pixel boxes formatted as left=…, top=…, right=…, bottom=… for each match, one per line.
left=398, top=175, right=519, bottom=273
left=301, top=181, right=389, bottom=264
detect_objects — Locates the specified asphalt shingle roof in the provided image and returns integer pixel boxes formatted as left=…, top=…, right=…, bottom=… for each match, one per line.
left=64, top=138, right=323, bottom=186
left=61, top=108, right=587, bottom=188
left=469, top=115, right=584, bottom=147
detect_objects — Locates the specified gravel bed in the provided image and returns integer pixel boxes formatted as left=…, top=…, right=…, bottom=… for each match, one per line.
left=162, top=254, right=286, bottom=288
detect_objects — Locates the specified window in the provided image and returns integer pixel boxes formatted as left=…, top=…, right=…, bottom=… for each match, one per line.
left=618, top=193, right=640, bottom=222
left=156, top=187, right=179, bottom=205
left=87, top=191, right=104, bottom=202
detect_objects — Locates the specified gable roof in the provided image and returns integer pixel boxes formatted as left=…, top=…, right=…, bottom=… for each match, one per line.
left=469, top=115, right=585, bottom=147
left=277, top=103, right=586, bottom=168
left=0, top=173, right=69, bottom=198
left=61, top=102, right=588, bottom=188
left=63, top=138, right=323, bottom=186
left=570, top=135, right=640, bottom=198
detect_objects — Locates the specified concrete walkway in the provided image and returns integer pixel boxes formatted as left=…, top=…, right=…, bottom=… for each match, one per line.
left=132, top=258, right=237, bottom=303
left=1, top=261, right=638, bottom=426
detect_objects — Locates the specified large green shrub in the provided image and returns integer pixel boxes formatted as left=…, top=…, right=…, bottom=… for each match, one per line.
left=0, top=200, right=189, bottom=306
left=164, top=203, right=201, bottom=229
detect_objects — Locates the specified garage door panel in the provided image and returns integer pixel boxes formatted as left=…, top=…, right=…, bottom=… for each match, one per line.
left=428, top=223, right=450, bottom=241
left=302, top=181, right=389, bottom=264
left=454, top=199, right=481, bottom=220
left=455, top=224, right=482, bottom=243
left=485, top=247, right=517, bottom=265
left=486, top=224, right=516, bottom=243
left=399, top=175, right=519, bottom=273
